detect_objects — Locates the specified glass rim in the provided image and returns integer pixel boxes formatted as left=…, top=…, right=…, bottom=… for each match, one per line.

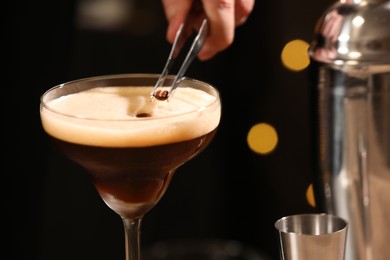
left=40, top=73, right=220, bottom=122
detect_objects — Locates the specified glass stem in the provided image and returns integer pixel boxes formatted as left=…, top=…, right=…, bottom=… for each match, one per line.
left=122, top=217, right=142, bottom=260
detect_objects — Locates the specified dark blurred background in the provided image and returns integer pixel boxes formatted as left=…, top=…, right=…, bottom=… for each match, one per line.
left=7, top=0, right=333, bottom=259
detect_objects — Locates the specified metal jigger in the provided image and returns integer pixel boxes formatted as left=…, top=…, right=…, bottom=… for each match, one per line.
left=275, top=214, right=348, bottom=260
left=308, top=1, right=390, bottom=260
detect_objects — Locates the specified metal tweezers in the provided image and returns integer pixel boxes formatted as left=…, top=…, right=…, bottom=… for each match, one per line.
left=151, top=17, right=209, bottom=101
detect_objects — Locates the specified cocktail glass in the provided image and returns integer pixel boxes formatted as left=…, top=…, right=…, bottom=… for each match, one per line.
left=39, top=73, right=221, bottom=260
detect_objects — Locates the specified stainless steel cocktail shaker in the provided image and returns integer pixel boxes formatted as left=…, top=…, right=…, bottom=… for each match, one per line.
left=309, top=1, right=390, bottom=260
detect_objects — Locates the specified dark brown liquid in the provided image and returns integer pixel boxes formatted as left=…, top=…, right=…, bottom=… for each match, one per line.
left=48, top=128, right=217, bottom=218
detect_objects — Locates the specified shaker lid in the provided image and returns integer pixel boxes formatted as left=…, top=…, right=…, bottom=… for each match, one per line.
left=309, top=0, right=390, bottom=68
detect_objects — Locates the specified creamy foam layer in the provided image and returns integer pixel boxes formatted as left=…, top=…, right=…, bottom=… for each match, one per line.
left=40, top=86, right=220, bottom=147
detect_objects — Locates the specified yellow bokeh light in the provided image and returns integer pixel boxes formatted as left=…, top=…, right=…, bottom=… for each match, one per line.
left=247, top=123, right=278, bottom=155
left=306, top=183, right=316, bottom=208
left=281, top=39, right=310, bottom=71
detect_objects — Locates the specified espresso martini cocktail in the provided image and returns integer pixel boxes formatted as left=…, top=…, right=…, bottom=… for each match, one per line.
left=40, top=74, right=221, bottom=260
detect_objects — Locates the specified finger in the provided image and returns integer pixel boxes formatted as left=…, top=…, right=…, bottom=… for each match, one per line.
left=199, top=0, right=235, bottom=60
left=162, top=0, right=194, bottom=43
left=234, top=0, right=255, bottom=25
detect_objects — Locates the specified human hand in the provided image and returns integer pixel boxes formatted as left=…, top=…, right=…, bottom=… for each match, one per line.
left=162, top=0, right=255, bottom=60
